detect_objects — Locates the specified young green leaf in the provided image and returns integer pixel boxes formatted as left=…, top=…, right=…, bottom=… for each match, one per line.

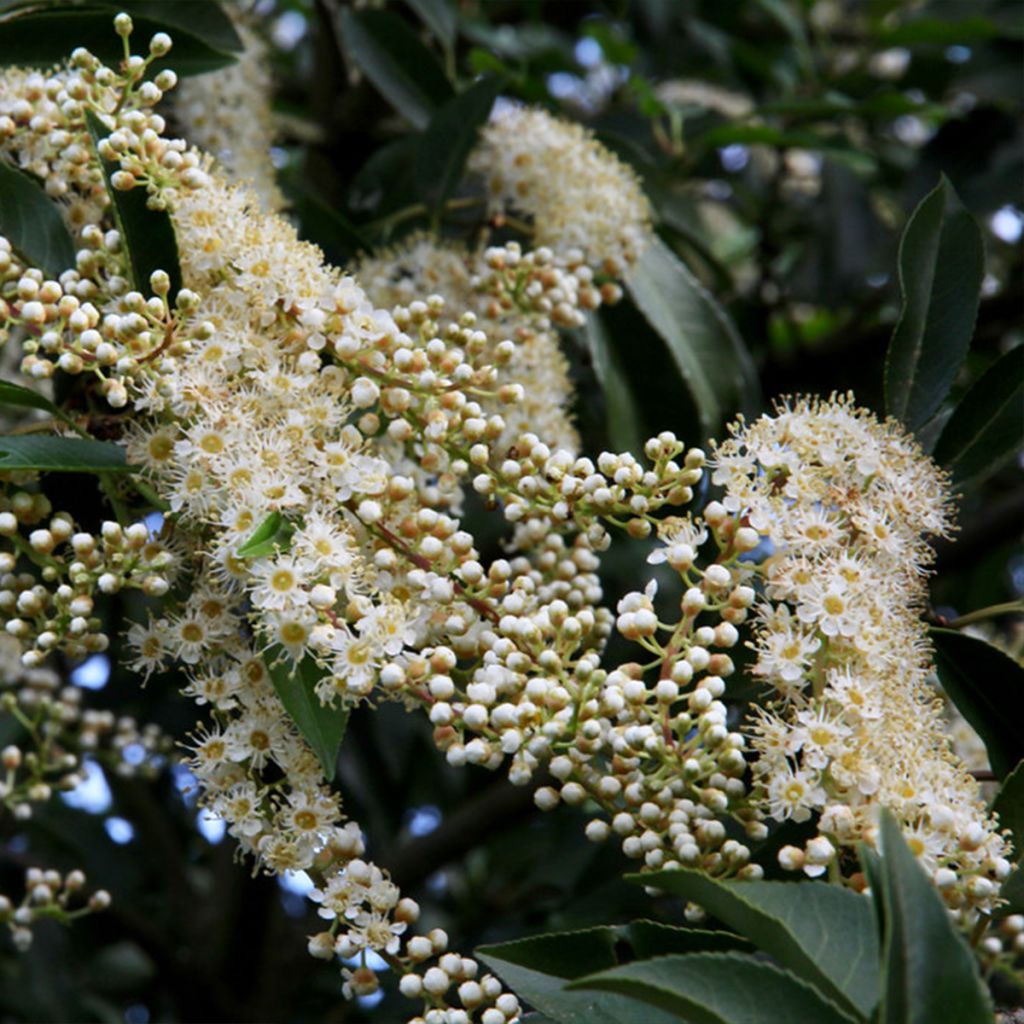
left=0, top=159, right=76, bottom=277
left=875, top=809, right=993, bottom=1024
left=627, top=868, right=880, bottom=1019
left=932, top=345, right=1024, bottom=488
left=265, top=650, right=348, bottom=783
left=931, top=627, right=1024, bottom=780
left=415, top=76, right=502, bottom=218
left=0, top=4, right=241, bottom=76
left=625, top=235, right=759, bottom=438
left=568, top=953, right=860, bottom=1024
left=0, top=435, right=131, bottom=473
left=884, top=176, right=984, bottom=434
left=335, top=9, right=453, bottom=130
left=85, top=109, right=182, bottom=302
left=236, top=511, right=296, bottom=559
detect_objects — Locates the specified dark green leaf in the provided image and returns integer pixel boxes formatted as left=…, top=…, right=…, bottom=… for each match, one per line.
left=569, top=953, right=859, bottom=1024
left=625, top=235, right=759, bottom=438
left=877, top=16, right=999, bottom=46
left=628, top=868, right=879, bottom=1019
left=85, top=109, right=182, bottom=302
left=336, top=9, right=453, bottom=130
left=623, top=920, right=752, bottom=959
left=875, top=809, right=992, bottom=1024
left=0, top=160, right=76, bottom=277
left=0, top=435, right=130, bottom=473
left=117, top=1, right=243, bottom=54
left=405, top=0, right=455, bottom=49
left=478, top=928, right=677, bottom=1024
left=266, top=650, right=348, bottom=783
left=933, top=345, right=1024, bottom=488
left=992, top=760, right=1024, bottom=859
left=580, top=314, right=644, bottom=455
left=884, top=176, right=984, bottom=433
left=282, top=181, right=371, bottom=265
left=931, top=627, right=1024, bottom=780
left=236, top=511, right=297, bottom=559
left=0, top=379, right=74, bottom=427
left=995, top=868, right=1024, bottom=918
left=416, top=77, right=502, bottom=218
left=0, top=5, right=240, bottom=76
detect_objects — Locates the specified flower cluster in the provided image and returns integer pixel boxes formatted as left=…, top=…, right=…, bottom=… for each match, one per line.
left=171, top=7, right=283, bottom=211
left=0, top=866, right=110, bottom=952
left=0, top=13, right=1014, bottom=1015
left=710, top=396, right=1011, bottom=915
left=470, top=105, right=651, bottom=275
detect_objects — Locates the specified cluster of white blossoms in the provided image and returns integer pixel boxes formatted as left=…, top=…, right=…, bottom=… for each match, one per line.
left=470, top=105, right=651, bottom=275
left=710, top=396, right=1011, bottom=915
left=0, top=13, right=1016, bottom=1017
left=171, top=8, right=284, bottom=211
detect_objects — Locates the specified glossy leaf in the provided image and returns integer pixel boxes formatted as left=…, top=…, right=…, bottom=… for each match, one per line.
left=0, top=4, right=240, bottom=76
left=933, top=345, right=1024, bottom=488
left=875, top=809, right=992, bottom=1024
left=85, top=110, right=182, bottom=302
left=415, top=77, right=501, bottom=217
left=0, top=159, right=76, bottom=277
left=336, top=8, right=453, bottom=130
left=995, top=868, right=1024, bottom=918
left=0, top=435, right=130, bottom=473
left=0, top=379, right=75, bottom=428
left=931, top=627, right=1024, bottom=780
left=236, top=511, right=297, bottom=559
left=884, top=176, right=984, bottom=433
left=623, top=920, right=752, bottom=959
left=478, top=928, right=677, bottom=1024
left=569, top=953, right=860, bottom=1024
left=406, top=0, right=455, bottom=49
left=580, top=311, right=644, bottom=455
left=625, top=236, right=758, bottom=437
left=266, top=651, right=348, bottom=783
left=628, top=868, right=879, bottom=1019
left=992, top=759, right=1024, bottom=857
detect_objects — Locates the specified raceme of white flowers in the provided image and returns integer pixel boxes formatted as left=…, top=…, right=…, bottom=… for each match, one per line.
left=0, top=17, right=1016, bottom=1017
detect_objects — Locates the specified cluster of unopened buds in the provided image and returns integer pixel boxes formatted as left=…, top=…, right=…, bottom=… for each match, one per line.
left=0, top=504, right=175, bottom=664
left=472, top=241, right=621, bottom=330
left=0, top=866, right=110, bottom=952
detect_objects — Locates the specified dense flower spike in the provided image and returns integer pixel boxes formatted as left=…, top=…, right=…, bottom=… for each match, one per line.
left=470, top=105, right=652, bottom=274
left=710, top=396, right=1011, bottom=915
left=0, top=15, right=1015, bottom=1015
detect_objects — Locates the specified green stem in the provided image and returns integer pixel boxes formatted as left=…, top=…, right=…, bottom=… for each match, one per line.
left=946, top=600, right=1024, bottom=630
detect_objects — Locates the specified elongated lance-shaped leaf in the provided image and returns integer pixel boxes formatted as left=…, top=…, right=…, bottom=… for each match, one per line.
left=0, top=435, right=131, bottom=473
left=0, top=3, right=241, bottom=76
left=335, top=8, right=453, bottom=130
left=625, top=235, right=759, bottom=438
left=884, top=176, right=984, bottom=433
left=569, top=953, right=860, bottom=1024
left=85, top=109, right=182, bottom=302
left=875, top=809, right=993, bottom=1024
left=416, top=76, right=502, bottom=219
left=0, top=380, right=78, bottom=429
left=931, top=627, right=1024, bottom=780
left=627, top=868, right=880, bottom=1019
left=580, top=313, right=645, bottom=456
left=406, top=0, right=456, bottom=49
left=265, top=649, right=348, bottom=783
left=0, top=159, right=76, bottom=277
left=932, top=345, right=1024, bottom=487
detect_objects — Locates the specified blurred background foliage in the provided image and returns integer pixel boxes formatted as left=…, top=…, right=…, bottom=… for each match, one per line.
left=0, top=0, right=1021, bottom=1020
